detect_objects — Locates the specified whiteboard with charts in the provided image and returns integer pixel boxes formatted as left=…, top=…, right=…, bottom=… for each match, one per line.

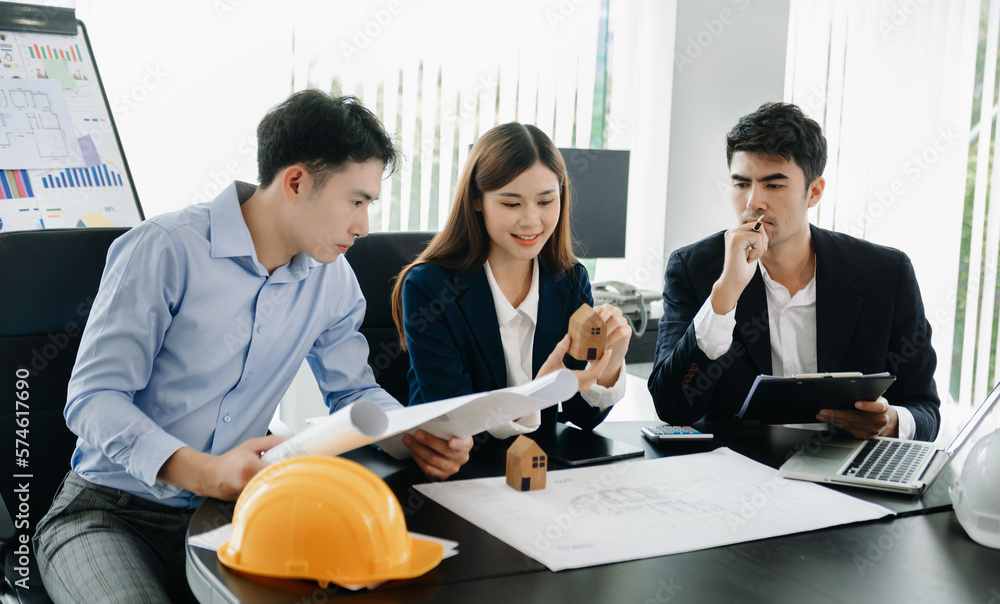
left=0, top=5, right=142, bottom=233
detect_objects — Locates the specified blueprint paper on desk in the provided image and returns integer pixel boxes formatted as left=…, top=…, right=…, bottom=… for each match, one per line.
left=414, top=448, right=894, bottom=571
left=262, top=370, right=578, bottom=463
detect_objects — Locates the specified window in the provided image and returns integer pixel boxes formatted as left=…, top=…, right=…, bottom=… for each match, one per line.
left=288, top=0, right=674, bottom=292
left=292, top=0, right=616, bottom=234
left=785, top=0, right=984, bottom=419
left=951, top=0, right=1000, bottom=409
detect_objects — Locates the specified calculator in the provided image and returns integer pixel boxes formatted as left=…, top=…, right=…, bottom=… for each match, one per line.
left=640, top=424, right=713, bottom=441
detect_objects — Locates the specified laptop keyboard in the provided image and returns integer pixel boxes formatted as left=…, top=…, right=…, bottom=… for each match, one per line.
left=842, top=439, right=933, bottom=483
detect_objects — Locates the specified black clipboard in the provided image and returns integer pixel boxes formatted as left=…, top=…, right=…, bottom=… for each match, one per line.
left=736, top=372, right=896, bottom=425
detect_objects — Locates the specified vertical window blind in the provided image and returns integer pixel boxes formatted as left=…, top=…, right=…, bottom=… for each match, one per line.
left=785, top=0, right=985, bottom=413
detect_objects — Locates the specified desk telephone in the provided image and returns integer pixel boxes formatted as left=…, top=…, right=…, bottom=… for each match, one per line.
left=592, top=281, right=648, bottom=337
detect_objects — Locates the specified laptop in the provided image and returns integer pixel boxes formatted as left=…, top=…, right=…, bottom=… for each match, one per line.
left=779, top=381, right=1000, bottom=495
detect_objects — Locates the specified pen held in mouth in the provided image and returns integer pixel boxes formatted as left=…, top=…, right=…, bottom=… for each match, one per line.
left=752, top=215, right=765, bottom=232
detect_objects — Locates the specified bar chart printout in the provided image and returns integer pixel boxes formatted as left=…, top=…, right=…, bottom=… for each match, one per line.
left=41, top=164, right=124, bottom=189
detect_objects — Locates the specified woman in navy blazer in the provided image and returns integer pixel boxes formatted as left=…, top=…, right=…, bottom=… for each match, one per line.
left=391, top=123, right=630, bottom=451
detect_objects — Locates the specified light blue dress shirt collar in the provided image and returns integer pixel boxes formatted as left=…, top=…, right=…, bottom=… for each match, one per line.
left=208, top=181, right=319, bottom=280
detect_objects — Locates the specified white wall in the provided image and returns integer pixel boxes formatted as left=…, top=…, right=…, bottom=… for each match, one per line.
left=664, top=0, right=791, bottom=254
left=74, top=1, right=294, bottom=217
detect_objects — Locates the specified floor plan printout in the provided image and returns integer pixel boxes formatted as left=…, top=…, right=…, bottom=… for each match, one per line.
left=0, top=77, right=82, bottom=168
left=415, top=447, right=894, bottom=571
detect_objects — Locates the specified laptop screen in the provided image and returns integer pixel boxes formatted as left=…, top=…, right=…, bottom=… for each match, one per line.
left=946, top=381, right=1000, bottom=456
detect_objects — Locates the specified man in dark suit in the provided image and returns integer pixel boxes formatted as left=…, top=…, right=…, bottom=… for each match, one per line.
left=647, top=102, right=940, bottom=441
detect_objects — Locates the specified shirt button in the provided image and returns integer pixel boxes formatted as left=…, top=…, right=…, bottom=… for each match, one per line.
left=224, top=415, right=231, bottom=423
left=256, top=324, right=263, bottom=333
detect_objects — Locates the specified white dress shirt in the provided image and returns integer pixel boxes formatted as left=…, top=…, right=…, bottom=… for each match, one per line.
left=693, top=260, right=915, bottom=439
left=483, top=259, right=625, bottom=439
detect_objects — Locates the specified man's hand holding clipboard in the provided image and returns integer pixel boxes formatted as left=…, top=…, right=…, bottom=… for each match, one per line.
left=736, top=372, right=897, bottom=436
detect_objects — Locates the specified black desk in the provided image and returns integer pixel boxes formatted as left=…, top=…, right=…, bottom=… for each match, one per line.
left=186, top=422, right=999, bottom=603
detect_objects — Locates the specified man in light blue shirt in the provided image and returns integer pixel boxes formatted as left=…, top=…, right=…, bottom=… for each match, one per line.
left=35, top=90, right=473, bottom=604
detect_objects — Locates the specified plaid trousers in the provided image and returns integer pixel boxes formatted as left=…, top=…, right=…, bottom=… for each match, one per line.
left=33, top=472, right=197, bottom=604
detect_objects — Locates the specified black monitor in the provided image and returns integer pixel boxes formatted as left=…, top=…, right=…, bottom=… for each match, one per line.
left=561, top=148, right=629, bottom=259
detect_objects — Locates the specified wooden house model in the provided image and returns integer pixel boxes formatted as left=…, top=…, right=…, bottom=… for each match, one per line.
left=506, top=435, right=547, bottom=491
left=567, top=303, right=607, bottom=361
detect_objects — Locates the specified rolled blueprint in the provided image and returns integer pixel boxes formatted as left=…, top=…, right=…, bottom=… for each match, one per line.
left=261, top=400, right=388, bottom=464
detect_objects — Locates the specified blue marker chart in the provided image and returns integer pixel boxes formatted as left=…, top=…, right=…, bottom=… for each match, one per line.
left=41, top=164, right=123, bottom=189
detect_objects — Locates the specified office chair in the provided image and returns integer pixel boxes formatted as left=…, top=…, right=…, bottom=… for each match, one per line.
left=345, top=231, right=434, bottom=405
left=0, top=227, right=129, bottom=604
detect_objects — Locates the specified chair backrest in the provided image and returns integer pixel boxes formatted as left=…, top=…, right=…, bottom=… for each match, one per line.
left=345, top=232, right=434, bottom=405
left=0, top=227, right=128, bottom=599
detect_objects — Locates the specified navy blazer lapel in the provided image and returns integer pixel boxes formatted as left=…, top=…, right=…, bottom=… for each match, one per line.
left=455, top=269, right=507, bottom=389
left=735, top=267, right=772, bottom=375
left=533, top=268, right=574, bottom=376
left=812, top=226, right=864, bottom=370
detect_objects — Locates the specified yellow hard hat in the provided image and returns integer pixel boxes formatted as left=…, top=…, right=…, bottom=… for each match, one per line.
left=218, top=456, right=444, bottom=587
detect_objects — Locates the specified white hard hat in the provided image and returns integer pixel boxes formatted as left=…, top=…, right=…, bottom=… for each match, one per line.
left=949, top=428, right=1000, bottom=549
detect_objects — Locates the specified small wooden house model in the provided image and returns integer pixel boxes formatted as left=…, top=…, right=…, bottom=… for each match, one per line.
left=567, top=303, right=607, bottom=362
left=506, top=435, right=547, bottom=491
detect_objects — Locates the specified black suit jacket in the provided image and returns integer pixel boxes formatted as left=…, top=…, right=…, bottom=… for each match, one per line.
left=647, top=225, right=941, bottom=441
left=401, top=262, right=611, bottom=431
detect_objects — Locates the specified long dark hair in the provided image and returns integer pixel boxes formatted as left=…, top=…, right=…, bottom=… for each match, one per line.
left=390, top=122, right=577, bottom=346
